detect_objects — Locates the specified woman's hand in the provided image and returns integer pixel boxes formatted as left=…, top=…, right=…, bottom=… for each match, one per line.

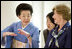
left=18, top=29, right=32, bottom=47
left=3, top=32, right=17, bottom=37
left=17, top=29, right=30, bottom=38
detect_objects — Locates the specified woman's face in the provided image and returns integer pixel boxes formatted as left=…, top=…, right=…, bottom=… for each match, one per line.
left=53, top=10, right=62, bottom=25
left=46, top=17, right=55, bottom=31
left=18, top=10, right=32, bottom=24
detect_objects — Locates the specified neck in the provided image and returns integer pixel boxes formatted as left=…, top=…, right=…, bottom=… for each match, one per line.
left=21, top=22, right=29, bottom=28
left=58, top=19, right=67, bottom=31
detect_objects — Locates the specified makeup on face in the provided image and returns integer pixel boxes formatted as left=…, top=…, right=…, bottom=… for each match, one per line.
left=19, top=10, right=32, bottom=24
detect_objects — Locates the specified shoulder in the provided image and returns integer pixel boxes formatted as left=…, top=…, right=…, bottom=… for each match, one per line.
left=29, top=22, right=39, bottom=31
left=66, top=22, right=71, bottom=30
left=10, top=21, right=21, bottom=26
left=65, top=24, right=71, bottom=32
left=43, top=29, right=49, bottom=32
left=43, top=29, right=49, bottom=34
left=65, top=24, right=71, bottom=36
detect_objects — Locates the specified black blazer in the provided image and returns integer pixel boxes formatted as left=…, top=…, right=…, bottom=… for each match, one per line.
left=43, top=29, right=49, bottom=44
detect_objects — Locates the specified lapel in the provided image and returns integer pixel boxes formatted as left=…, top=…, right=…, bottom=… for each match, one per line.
left=14, top=21, right=34, bottom=43
left=23, top=22, right=34, bottom=36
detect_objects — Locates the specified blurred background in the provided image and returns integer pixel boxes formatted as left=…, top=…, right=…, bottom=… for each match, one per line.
left=1, top=1, right=71, bottom=48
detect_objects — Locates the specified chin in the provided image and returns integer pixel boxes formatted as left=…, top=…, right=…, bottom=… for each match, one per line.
left=55, top=21, right=58, bottom=24
left=54, top=22, right=56, bottom=24
left=56, top=22, right=59, bottom=25
left=25, top=22, right=29, bottom=24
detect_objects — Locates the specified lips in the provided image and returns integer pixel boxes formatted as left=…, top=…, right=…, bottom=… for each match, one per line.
left=25, top=21, right=29, bottom=23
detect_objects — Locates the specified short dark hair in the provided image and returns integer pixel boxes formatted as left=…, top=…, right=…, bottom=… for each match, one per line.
left=16, top=3, right=33, bottom=16
left=46, top=12, right=57, bottom=27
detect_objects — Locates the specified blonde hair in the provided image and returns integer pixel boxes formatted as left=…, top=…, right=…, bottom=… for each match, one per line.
left=53, top=4, right=71, bottom=21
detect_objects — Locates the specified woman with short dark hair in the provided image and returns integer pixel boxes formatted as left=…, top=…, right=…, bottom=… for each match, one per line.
left=1, top=3, right=39, bottom=48
left=43, top=12, right=57, bottom=44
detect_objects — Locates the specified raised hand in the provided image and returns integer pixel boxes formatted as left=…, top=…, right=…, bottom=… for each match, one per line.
left=17, top=29, right=30, bottom=38
left=18, top=29, right=32, bottom=47
left=3, top=32, right=17, bottom=37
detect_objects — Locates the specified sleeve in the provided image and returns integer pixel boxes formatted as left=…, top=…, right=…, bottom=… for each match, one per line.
left=43, top=30, right=46, bottom=43
left=1, top=23, right=15, bottom=46
left=64, top=27, right=71, bottom=48
left=43, top=29, right=49, bottom=44
left=26, top=28, right=40, bottom=48
left=44, top=30, right=52, bottom=48
left=32, top=28, right=40, bottom=48
left=44, top=34, right=50, bottom=48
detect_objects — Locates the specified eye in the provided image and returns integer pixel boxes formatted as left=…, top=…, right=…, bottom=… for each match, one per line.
left=28, top=14, right=31, bottom=17
left=28, top=16, right=30, bottom=17
left=23, top=16, right=25, bottom=17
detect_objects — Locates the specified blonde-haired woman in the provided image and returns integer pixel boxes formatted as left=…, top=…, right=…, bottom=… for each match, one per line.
left=45, top=4, right=71, bottom=48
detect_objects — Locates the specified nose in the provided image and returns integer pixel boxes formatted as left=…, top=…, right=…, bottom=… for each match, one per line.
left=25, top=16, right=28, bottom=20
left=47, top=22, right=50, bottom=26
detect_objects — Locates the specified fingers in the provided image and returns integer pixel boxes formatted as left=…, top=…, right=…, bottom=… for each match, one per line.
left=10, top=34, right=17, bottom=36
left=18, top=29, right=24, bottom=33
left=18, top=29, right=29, bottom=34
left=18, top=29, right=26, bottom=35
left=26, top=34, right=30, bottom=38
left=18, top=32, right=23, bottom=35
left=11, top=33, right=17, bottom=36
left=17, top=29, right=30, bottom=37
left=17, top=29, right=21, bottom=31
left=9, top=33, right=17, bottom=36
